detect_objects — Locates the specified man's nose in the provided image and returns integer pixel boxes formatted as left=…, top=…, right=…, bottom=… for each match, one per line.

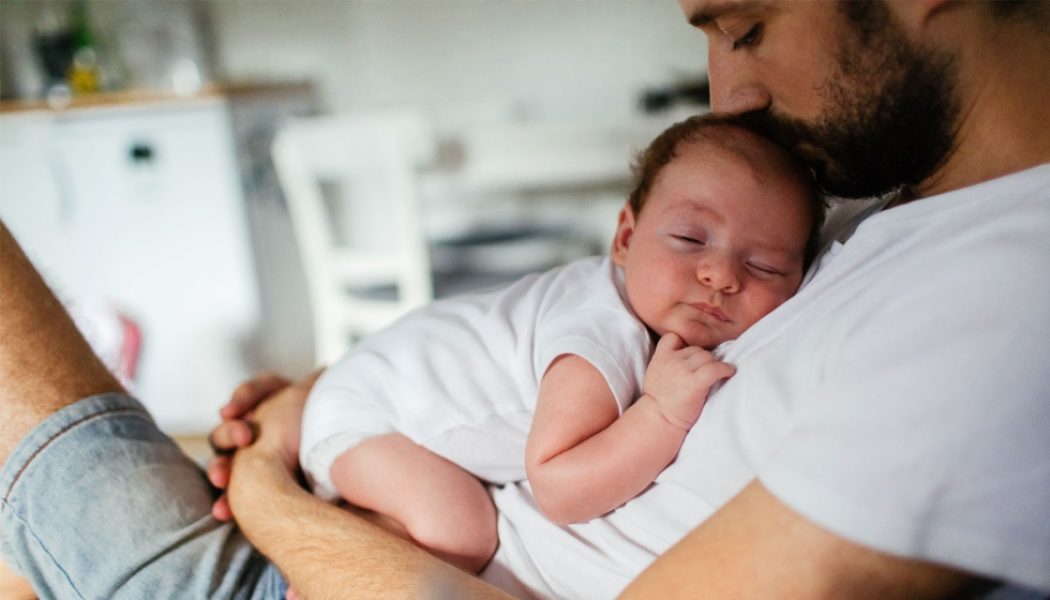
left=697, top=255, right=740, bottom=294
left=707, top=42, right=771, bottom=114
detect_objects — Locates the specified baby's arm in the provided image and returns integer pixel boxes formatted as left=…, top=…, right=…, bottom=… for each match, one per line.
left=525, top=333, right=734, bottom=525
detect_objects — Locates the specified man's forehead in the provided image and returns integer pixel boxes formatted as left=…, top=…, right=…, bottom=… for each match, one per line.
left=681, top=0, right=774, bottom=27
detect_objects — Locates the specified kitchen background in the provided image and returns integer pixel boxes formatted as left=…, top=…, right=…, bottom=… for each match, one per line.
left=0, top=0, right=710, bottom=436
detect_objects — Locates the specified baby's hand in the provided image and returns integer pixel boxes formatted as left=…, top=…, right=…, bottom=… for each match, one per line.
left=643, top=333, right=735, bottom=431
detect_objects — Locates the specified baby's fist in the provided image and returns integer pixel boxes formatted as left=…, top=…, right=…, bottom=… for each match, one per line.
left=644, top=333, right=735, bottom=430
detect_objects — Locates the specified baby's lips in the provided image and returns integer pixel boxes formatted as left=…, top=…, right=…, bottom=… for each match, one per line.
left=689, top=302, right=730, bottom=322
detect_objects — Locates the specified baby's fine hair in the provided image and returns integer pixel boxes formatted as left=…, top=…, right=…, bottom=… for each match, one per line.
left=627, top=113, right=827, bottom=268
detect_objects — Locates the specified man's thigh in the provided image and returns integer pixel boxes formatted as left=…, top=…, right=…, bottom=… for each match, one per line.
left=0, top=393, right=284, bottom=599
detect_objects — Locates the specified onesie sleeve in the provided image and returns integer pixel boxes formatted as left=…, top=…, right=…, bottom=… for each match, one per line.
left=758, top=245, right=1050, bottom=590
left=534, top=307, right=653, bottom=415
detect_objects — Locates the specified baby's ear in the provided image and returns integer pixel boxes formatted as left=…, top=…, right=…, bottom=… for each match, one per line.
left=611, top=205, right=636, bottom=267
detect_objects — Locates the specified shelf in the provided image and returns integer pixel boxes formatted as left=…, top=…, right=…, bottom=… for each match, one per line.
left=0, top=81, right=313, bottom=115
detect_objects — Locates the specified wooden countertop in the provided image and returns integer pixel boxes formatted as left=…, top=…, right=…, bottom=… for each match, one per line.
left=0, top=81, right=314, bottom=115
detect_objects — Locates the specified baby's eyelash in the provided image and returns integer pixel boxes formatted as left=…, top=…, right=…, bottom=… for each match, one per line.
left=747, top=262, right=782, bottom=276
left=672, top=235, right=705, bottom=245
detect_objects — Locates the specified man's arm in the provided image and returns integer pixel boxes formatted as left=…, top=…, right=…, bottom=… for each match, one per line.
left=620, top=480, right=984, bottom=599
left=230, top=449, right=510, bottom=599
left=224, top=380, right=511, bottom=600
left=0, top=221, right=124, bottom=467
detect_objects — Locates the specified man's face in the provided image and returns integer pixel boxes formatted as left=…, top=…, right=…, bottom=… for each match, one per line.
left=680, top=0, right=960, bottom=199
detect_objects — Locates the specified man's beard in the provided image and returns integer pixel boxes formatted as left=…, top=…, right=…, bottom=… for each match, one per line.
left=741, top=2, right=961, bottom=199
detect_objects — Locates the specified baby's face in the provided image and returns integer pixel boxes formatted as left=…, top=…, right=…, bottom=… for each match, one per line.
left=612, top=140, right=812, bottom=349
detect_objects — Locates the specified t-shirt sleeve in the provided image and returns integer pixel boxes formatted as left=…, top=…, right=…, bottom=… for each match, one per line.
left=534, top=307, right=653, bottom=415
left=758, top=254, right=1050, bottom=589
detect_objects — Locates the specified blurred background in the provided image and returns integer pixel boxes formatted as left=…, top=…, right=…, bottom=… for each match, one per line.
left=0, top=0, right=711, bottom=436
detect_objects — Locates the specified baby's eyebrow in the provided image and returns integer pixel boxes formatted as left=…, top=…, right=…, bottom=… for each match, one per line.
left=666, top=203, right=723, bottom=226
left=748, top=237, right=807, bottom=261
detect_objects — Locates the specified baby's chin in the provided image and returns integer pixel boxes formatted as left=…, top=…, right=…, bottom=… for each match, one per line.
left=663, top=327, right=733, bottom=351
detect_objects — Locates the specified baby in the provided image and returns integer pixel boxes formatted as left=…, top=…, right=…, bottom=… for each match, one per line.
left=299, top=113, right=823, bottom=573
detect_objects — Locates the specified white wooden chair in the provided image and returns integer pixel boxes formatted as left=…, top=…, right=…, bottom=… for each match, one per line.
left=274, top=111, right=642, bottom=365
left=272, top=110, right=436, bottom=364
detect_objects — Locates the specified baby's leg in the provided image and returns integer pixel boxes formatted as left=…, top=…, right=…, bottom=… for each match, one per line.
left=330, top=433, right=498, bottom=573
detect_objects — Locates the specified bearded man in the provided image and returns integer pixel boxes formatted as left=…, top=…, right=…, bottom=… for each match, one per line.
left=2, top=1, right=1048, bottom=598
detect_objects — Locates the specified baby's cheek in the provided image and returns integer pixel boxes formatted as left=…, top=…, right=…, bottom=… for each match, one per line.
left=742, top=287, right=794, bottom=326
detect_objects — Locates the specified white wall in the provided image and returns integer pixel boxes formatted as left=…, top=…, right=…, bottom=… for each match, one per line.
left=205, top=1, right=710, bottom=375
left=208, top=1, right=708, bottom=127
left=2, top=0, right=712, bottom=384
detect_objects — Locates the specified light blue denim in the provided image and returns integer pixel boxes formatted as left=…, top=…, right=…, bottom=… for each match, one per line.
left=0, top=393, right=287, bottom=599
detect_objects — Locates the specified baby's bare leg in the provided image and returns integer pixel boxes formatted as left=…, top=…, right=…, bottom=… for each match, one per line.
left=330, top=433, right=498, bottom=573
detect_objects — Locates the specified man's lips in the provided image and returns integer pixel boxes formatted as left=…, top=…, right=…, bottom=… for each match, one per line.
left=689, top=302, right=730, bottom=323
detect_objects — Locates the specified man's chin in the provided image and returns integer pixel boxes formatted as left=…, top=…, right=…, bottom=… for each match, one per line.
left=799, top=153, right=895, bottom=200
left=782, top=142, right=868, bottom=199
left=819, top=169, right=900, bottom=200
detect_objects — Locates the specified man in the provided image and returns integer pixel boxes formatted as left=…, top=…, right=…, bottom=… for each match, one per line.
left=2, top=1, right=1048, bottom=598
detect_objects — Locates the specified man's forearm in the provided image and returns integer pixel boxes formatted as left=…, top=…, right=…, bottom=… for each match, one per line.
left=228, top=447, right=511, bottom=600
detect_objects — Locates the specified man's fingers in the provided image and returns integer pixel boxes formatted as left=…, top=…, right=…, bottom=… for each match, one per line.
left=211, top=495, right=233, bottom=522
left=206, top=454, right=232, bottom=488
left=223, top=371, right=290, bottom=416
left=208, top=420, right=253, bottom=454
left=221, top=372, right=291, bottom=419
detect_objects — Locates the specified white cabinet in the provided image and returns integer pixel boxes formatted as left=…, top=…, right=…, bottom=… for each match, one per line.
left=0, top=99, right=260, bottom=434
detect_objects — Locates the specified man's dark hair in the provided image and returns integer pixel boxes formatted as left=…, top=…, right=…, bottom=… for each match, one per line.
left=627, top=113, right=827, bottom=269
left=988, top=0, right=1048, bottom=19
left=842, top=0, right=1049, bottom=26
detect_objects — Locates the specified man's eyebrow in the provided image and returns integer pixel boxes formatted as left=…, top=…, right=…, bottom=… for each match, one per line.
left=687, top=0, right=768, bottom=28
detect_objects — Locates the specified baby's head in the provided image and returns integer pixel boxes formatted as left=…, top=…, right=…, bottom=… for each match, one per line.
left=611, top=113, right=824, bottom=349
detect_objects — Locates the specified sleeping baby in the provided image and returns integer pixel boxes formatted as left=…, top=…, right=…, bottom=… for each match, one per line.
left=298, top=113, right=823, bottom=573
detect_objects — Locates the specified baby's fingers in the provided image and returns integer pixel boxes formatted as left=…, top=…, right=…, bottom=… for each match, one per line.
left=693, top=361, right=736, bottom=389
left=654, top=332, right=685, bottom=357
left=683, top=348, right=717, bottom=370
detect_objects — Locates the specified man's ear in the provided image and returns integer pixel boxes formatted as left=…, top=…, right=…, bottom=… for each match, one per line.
left=611, top=205, right=636, bottom=267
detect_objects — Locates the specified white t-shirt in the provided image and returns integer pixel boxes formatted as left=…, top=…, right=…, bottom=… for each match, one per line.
left=300, top=256, right=653, bottom=500
left=484, top=164, right=1050, bottom=598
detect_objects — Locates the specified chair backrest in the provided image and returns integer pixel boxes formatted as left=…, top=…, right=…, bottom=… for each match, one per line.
left=273, top=109, right=436, bottom=364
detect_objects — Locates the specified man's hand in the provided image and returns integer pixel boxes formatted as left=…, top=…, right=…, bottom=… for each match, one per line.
left=237, top=375, right=317, bottom=471
left=642, top=333, right=735, bottom=431
left=206, top=371, right=311, bottom=521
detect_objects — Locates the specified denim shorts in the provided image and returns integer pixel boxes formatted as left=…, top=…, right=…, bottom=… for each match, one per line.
left=0, top=393, right=287, bottom=599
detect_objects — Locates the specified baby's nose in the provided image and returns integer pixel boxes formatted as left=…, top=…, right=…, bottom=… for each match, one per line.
left=697, top=257, right=740, bottom=293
